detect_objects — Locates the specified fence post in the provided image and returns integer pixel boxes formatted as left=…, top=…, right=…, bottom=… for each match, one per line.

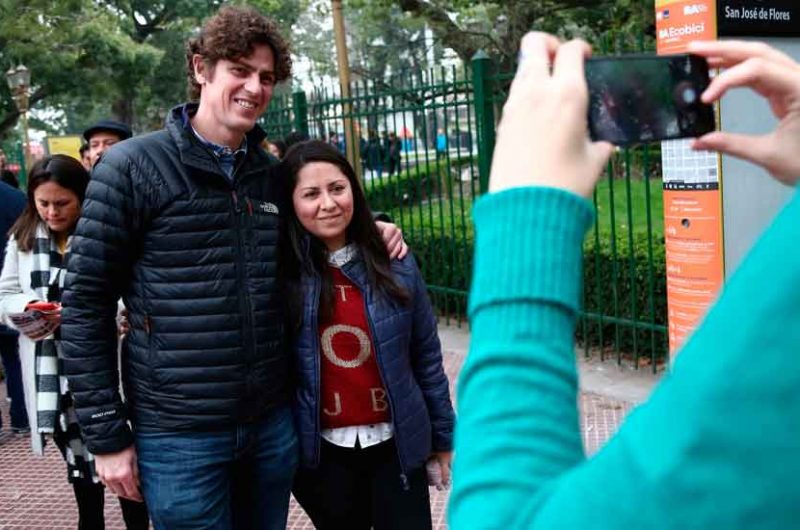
left=292, top=89, right=309, bottom=136
left=471, top=50, right=495, bottom=195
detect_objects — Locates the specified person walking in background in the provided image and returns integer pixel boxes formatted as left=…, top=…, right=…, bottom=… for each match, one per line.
left=435, top=128, right=447, bottom=160
left=0, top=178, right=27, bottom=439
left=283, top=141, right=454, bottom=529
left=82, top=119, right=132, bottom=167
left=0, top=155, right=149, bottom=529
left=79, top=144, right=92, bottom=171
left=0, top=148, right=19, bottom=189
left=365, top=129, right=383, bottom=179
left=385, top=132, right=402, bottom=176
left=450, top=33, right=800, bottom=530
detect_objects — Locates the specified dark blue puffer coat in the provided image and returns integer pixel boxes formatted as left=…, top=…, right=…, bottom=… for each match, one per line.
left=61, top=104, right=291, bottom=455
left=294, top=252, right=454, bottom=480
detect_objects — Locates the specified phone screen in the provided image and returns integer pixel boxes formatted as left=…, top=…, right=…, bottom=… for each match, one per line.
left=585, top=54, right=715, bottom=146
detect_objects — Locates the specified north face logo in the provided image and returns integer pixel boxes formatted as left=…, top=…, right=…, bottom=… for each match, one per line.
left=258, top=201, right=279, bottom=214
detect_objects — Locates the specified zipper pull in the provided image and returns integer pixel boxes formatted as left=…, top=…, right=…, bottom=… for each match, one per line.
left=231, top=190, right=242, bottom=213
left=143, top=315, right=151, bottom=335
left=246, top=197, right=254, bottom=216
left=399, top=473, right=410, bottom=491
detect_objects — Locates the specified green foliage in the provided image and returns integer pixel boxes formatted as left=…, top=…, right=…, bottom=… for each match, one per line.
left=377, top=0, right=656, bottom=72
left=582, top=232, right=667, bottom=360
left=593, top=171, right=664, bottom=241
left=400, top=205, right=668, bottom=361
left=376, top=172, right=667, bottom=360
left=362, top=156, right=475, bottom=213
left=0, top=0, right=303, bottom=138
left=297, top=1, right=429, bottom=82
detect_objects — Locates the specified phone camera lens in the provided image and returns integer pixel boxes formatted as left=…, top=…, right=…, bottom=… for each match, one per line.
left=682, top=87, right=697, bottom=105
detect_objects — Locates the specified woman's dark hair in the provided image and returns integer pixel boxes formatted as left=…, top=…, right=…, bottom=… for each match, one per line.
left=9, top=155, right=89, bottom=252
left=1, top=169, right=18, bottom=188
left=272, top=139, right=287, bottom=159
left=280, top=140, right=409, bottom=324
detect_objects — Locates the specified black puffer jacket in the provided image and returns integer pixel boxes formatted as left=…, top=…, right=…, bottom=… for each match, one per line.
left=62, top=104, right=291, bottom=454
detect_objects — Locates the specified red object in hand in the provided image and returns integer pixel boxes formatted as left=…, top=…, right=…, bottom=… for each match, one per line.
left=26, top=301, right=60, bottom=311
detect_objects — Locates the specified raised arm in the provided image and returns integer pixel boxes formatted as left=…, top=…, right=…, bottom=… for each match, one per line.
left=450, top=33, right=800, bottom=530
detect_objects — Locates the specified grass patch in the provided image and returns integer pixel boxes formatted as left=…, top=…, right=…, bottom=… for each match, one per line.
left=593, top=175, right=664, bottom=241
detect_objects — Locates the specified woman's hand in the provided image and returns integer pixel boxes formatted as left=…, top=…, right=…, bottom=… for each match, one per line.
left=489, top=32, right=614, bottom=198
left=21, top=301, right=61, bottom=340
left=689, top=40, right=800, bottom=186
left=427, top=451, right=453, bottom=490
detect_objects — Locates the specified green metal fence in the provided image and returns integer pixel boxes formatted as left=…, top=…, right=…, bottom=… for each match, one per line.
left=261, top=41, right=668, bottom=368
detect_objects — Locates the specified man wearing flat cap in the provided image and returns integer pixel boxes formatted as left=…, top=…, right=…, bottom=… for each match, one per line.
left=83, top=119, right=132, bottom=167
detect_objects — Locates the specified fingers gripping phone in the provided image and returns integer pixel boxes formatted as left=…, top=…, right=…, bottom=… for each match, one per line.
left=585, top=54, right=715, bottom=146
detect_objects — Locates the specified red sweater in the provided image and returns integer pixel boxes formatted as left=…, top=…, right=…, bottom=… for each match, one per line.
left=319, top=266, right=391, bottom=428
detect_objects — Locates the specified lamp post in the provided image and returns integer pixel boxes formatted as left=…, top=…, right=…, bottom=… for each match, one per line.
left=331, top=0, right=362, bottom=181
left=5, top=64, right=31, bottom=186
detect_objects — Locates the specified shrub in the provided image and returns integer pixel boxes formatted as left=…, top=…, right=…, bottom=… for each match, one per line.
left=395, top=201, right=668, bottom=361
left=363, top=156, right=475, bottom=213
left=581, top=233, right=668, bottom=360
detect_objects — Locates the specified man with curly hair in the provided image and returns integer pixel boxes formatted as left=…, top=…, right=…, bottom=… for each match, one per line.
left=61, top=6, right=301, bottom=529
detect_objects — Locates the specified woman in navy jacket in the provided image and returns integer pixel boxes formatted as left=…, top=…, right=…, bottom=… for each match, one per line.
left=282, top=140, right=454, bottom=529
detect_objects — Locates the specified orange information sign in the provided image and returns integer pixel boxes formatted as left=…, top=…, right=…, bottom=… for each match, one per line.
left=656, top=0, right=725, bottom=354
left=663, top=189, right=724, bottom=350
left=656, top=0, right=717, bottom=55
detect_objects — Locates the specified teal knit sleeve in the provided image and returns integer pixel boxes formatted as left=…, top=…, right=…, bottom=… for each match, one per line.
left=450, top=186, right=593, bottom=529
left=451, top=184, right=800, bottom=530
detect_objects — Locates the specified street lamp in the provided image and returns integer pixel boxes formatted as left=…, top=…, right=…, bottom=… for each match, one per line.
left=5, top=64, right=32, bottom=181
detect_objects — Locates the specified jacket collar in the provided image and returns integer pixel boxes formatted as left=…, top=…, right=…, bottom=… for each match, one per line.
left=165, top=103, right=269, bottom=181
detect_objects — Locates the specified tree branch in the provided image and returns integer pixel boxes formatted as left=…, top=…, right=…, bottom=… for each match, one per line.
left=0, top=86, right=50, bottom=139
left=394, top=0, right=481, bottom=62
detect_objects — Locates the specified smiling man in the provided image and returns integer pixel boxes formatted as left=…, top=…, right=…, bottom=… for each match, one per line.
left=60, top=7, right=298, bottom=529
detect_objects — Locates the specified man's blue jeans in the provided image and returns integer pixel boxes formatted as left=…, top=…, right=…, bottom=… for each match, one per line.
left=136, top=405, right=298, bottom=530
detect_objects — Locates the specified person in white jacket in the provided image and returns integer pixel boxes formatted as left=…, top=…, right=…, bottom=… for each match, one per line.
left=0, top=154, right=149, bottom=530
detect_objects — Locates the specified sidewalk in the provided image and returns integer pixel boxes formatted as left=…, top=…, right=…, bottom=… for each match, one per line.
left=0, top=323, right=658, bottom=529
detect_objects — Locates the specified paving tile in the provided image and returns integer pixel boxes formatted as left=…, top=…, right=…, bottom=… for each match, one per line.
left=0, top=348, right=630, bottom=529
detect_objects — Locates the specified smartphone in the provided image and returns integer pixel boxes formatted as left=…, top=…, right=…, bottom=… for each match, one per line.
left=585, top=54, right=715, bottom=146
left=27, top=301, right=60, bottom=312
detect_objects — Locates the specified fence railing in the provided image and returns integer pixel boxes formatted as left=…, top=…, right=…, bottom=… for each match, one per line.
left=260, top=42, right=668, bottom=369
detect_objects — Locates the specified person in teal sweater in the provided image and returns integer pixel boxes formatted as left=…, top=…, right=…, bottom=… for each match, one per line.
left=450, top=34, right=800, bottom=529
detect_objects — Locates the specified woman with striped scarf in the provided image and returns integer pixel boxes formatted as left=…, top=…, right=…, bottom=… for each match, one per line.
left=0, top=154, right=148, bottom=530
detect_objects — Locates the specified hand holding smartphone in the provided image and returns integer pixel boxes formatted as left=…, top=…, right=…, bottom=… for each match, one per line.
left=26, top=301, right=61, bottom=312
left=25, top=301, right=62, bottom=327
left=585, top=53, right=715, bottom=146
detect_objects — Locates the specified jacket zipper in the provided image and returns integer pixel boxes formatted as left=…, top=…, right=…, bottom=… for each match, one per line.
left=231, top=189, right=255, bottom=373
left=341, top=266, right=411, bottom=491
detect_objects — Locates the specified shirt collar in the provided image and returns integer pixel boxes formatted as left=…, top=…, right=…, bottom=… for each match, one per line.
left=327, top=243, right=359, bottom=268
left=181, top=105, right=248, bottom=159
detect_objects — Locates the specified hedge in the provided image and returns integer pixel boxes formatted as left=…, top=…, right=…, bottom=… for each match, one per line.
left=401, top=224, right=667, bottom=360
left=581, top=233, right=668, bottom=359
left=363, top=156, right=475, bottom=213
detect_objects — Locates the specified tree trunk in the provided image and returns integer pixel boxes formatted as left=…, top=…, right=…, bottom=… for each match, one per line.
left=111, top=96, right=134, bottom=127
